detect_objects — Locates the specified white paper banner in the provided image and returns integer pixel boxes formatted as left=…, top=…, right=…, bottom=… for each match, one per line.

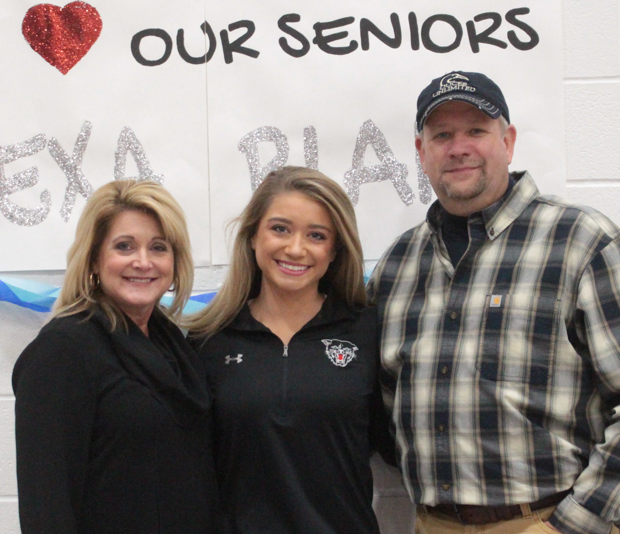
left=0, top=1, right=564, bottom=270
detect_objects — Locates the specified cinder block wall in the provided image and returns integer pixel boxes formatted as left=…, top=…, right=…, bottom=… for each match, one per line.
left=1, top=1, right=619, bottom=532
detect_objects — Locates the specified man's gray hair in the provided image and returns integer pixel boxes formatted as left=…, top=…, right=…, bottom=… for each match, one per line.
left=417, top=114, right=511, bottom=138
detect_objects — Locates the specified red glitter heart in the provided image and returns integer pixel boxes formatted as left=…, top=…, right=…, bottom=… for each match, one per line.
left=22, top=2, right=102, bottom=75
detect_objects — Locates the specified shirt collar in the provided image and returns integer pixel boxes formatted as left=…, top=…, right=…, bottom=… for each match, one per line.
left=231, top=291, right=357, bottom=332
left=427, top=171, right=539, bottom=240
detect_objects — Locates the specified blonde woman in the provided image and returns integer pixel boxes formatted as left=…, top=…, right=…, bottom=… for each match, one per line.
left=187, top=166, right=393, bottom=534
left=13, top=180, right=219, bottom=534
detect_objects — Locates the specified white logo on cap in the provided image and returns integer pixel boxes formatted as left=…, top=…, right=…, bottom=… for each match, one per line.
left=432, top=73, right=477, bottom=98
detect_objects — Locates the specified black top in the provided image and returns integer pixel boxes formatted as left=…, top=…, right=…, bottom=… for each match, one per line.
left=193, top=296, right=393, bottom=534
left=13, top=308, right=220, bottom=534
left=440, top=209, right=470, bottom=267
left=440, top=173, right=518, bottom=266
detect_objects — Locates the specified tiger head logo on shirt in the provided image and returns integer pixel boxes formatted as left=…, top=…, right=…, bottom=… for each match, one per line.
left=322, top=339, right=359, bottom=368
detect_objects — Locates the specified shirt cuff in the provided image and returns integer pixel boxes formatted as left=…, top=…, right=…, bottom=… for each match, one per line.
left=549, top=496, right=613, bottom=534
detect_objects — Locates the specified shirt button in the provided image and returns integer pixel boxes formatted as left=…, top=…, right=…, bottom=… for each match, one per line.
left=442, top=484, right=451, bottom=491
left=450, top=311, right=458, bottom=320
left=441, top=365, right=449, bottom=375
left=438, top=425, right=445, bottom=433
left=490, top=228, right=495, bottom=236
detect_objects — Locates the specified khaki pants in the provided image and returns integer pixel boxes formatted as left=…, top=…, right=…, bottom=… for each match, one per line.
left=415, top=505, right=620, bottom=534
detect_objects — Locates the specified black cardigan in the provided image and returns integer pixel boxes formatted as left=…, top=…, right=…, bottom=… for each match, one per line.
left=13, top=309, right=220, bottom=534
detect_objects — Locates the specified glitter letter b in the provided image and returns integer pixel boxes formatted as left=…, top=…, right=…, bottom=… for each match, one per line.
left=238, top=127, right=289, bottom=190
left=303, top=126, right=319, bottom=170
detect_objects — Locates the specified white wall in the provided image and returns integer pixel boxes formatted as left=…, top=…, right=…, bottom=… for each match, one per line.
left=2, top=1, right=620, bottom=532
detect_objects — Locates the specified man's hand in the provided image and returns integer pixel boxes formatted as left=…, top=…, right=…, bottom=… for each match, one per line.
left=544, top=521, right=561, bottom=532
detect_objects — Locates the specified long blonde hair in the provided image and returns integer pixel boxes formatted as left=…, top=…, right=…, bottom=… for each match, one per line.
left=53, top=180, right=193, bottom=331
left=185, top=166, right=366, bottom=339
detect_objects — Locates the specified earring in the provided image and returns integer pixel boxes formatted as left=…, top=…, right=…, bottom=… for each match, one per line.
left=89, top=272, right=100, bottom=289
left=168, top=276, right=177, bottom=292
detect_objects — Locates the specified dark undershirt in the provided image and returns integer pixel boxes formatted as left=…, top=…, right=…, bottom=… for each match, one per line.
left=441, top=174, right=516, bottom=267
left=441, top=210, right=470, bottom=267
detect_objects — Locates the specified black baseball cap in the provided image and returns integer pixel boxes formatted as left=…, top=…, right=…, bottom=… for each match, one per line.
left=416, top=71, right=510, bottom=131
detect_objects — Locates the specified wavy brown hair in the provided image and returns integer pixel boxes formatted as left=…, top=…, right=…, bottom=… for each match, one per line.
left=185, top=166, right=366, bottom=339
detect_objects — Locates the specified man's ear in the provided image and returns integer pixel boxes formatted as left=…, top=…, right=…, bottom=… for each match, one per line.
left=504, top=125, right=517, bottom=165
left=415, top=135, right=425, bottom=170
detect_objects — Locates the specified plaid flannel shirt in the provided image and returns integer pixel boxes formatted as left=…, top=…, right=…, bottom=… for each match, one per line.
left=368, top=172, right=620, bottom=534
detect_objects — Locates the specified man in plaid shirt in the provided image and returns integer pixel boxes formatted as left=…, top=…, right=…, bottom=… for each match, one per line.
left=368, top=71, right=620, bottom=534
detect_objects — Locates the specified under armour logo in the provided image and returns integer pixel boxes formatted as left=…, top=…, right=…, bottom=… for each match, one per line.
left=225, top=354, right=243, bottom=365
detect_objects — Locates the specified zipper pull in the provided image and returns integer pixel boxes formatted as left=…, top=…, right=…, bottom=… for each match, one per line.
left=283, top=345, right=289, bottom=357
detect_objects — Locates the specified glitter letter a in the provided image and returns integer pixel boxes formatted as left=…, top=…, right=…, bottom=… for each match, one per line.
left=114, top=127, right=164, bottom=184
left=0, top=135, right=51, bottom=226
left=48, top=121, right=94, bottom=222
left=238, top=127, right=289, bottom=191
left=343, top=120, right=413, bottom=206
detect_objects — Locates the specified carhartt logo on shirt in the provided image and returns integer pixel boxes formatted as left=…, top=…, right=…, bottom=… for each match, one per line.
left=490, top=295, right=503, bottom=307
left=322, top=339, right=358, bottom=367
left=225, top=354, right=243, bottom=364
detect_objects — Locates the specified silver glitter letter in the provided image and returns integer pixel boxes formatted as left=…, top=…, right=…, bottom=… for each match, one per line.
left=303, top=126, right=318, bottom=170
left=0, top=134, right=51, bottom=226
left=343, top=120, right=413, bottom=206
left=114, top=127, right=164, bottom=184
left=48, top=121, right=94, bottom=222
left=415, top=125, right=432, bottom=205
left=238, top=126, right=289, bottom=190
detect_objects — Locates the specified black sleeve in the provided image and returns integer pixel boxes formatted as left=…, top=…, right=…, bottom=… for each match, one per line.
left=365, top=306, right=397, bottom=467
left=13, top=329, right=97, bottom=534
left=368, top=378, right=397, bottom=467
